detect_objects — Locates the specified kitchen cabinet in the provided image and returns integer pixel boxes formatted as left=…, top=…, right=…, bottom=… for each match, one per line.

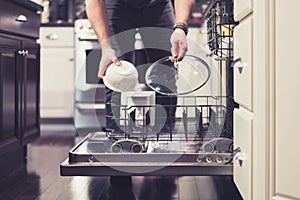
left=233, top=17, right=253, bottom=111
left=0, top=0, right=41, bottom=177
left=232, top=15, right=254, bottom=200
left=234, top=0, right=252, bottom=22
left=233, top=0, right=300, bottom=199
left=40, top=27, right=75, bottom=119
left=21, top=38, right=40, bottom=145
left=233, top=107, right=253, bottom=200
left=0, top=35, right=20, bottom=154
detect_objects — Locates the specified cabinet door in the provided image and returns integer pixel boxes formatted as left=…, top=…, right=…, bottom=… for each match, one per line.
left=233, top=17, right=253, bottom=111
left=233, top=16, right=254, bottom=200
left=0, top=35, right=20, bottom=155
left=40, top=48, right=74, bottom=118
left=270, top=0, right=300, bottom=199
left=21, top=40, right=40, bottom=145
left=234, top=0, right=253, bottom=22
left=234, top=107, right=253, bottom=200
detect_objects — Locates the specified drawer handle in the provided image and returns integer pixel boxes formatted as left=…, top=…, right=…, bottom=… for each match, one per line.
left=16, top=14, right=28, bottom=22
left=46, top=33, right=59, bottom=40
left=231, top=57, right=244, bottom=73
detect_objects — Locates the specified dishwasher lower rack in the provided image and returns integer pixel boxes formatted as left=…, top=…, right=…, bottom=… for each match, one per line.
left=61, top=96, right=233, bottom=176
left=108, top=95, right=232, bottom=141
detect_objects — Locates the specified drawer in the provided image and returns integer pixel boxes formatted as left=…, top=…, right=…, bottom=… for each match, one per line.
left=0, top=34, right=21, bottom=48
left=233, top=17, right=253, bottom=111
left=234, top=0, right=253, bottom=22
left=234, top=107, right=253, bottom=200
left=40, top=27, right=74, bottom=47
left=0, top=0, right=40, bottom=38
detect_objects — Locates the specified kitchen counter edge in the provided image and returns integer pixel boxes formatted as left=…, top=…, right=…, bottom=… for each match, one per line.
left=8, top=0, right=43, bottom=12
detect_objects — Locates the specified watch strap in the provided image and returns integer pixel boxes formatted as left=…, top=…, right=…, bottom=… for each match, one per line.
left=173, top=22, right=189, bottom=35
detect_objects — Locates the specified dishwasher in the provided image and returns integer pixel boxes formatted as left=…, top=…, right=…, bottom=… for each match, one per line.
left=60, top=0, right=238, bottom=177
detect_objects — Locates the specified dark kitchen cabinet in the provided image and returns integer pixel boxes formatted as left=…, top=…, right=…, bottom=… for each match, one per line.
left=0, top=34, right=40, bottom=154
left=0, top=0, right=41, bottom=177
left=0, top=35, right=20, bottom=155
left=20, top=39, right=40, bottom=145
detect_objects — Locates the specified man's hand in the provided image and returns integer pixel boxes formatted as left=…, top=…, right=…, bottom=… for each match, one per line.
left=98, top=48, right=120, bottom=79
left=169, top=28, right=188, bottom=62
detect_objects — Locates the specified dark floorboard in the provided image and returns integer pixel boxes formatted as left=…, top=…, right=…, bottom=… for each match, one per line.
left=0, top=124, right=242, bottom=200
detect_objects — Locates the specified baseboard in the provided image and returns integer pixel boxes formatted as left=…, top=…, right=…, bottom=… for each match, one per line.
left=40, top=118, right=74, bottom=124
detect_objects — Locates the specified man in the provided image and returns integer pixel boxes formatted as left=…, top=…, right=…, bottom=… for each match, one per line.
left=85, top=0, right=194, bottom=132
left=85, top=1, right=195, bottom=198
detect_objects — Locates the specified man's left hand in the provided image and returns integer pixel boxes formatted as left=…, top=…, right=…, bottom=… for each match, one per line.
left=169, top=28, right=188, bottom=62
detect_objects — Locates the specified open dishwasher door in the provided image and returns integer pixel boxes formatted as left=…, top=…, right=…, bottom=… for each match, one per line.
left=60, top=95, right=234, bottom=176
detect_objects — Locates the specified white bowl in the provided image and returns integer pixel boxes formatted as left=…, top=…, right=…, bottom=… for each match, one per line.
left=103, top=60, right=139, bottom=92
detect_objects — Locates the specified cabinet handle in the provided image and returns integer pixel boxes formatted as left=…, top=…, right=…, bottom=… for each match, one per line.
left=232, top=147, right=247, bottom=167
left=18, top=50, right=29, bottom=56
left=23, top=50, right=29, bottom=56
left=231, top=57, right=244, bottom=73
left=46, top=33, right=59, bottom=40
left=16, top=14, right=28, bottom=22
left=225, top=146, right=247, bottom=166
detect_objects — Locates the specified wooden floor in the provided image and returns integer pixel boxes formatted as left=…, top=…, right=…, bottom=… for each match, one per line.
left=0, top=124, right=242, bottom=200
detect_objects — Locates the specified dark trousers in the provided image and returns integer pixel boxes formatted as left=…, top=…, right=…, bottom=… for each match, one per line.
left=101, top=0, right=177, bottom=132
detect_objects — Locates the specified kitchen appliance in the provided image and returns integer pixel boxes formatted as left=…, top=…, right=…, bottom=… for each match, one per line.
left=67, top=52, right=234, bottom=176
left=62, top=95, right=233, bottom=176
left=73, top=19, right=106, bottom=134
left=62, top=0, right=238, bottom=176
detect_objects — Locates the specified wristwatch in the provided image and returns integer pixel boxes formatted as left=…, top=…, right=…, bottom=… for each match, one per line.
left=173, top=22, right=189, bottom=35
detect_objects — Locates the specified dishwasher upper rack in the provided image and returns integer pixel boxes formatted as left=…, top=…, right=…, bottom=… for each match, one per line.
left=106, top=95, right=230, bottom=143
left=205, top=0, right=237, bottom=61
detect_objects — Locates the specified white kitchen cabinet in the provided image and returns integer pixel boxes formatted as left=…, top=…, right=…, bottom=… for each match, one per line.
left=233, top=0, right=300, bottom=199
left=233, top=107, right=253, bottom=200
left=270, top=0, right=300, bottom=199
left=40, top=27, right=75, bottom=118
left=233, top=17, right=253, bottom=111
left=234, top=0, right=252, bottom=22
left=40, top=27, right=74, bottom=47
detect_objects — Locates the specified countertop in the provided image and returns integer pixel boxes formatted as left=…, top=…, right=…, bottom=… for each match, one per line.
left=41, top=23, right=75, bottom=27
left=9, top=0, right=43, bottom=12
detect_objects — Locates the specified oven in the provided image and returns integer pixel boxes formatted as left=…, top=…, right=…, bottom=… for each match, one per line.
left=74, top=19, right=106, bottom=134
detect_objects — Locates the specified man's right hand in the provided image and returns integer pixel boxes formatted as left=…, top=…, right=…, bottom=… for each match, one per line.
left=98, top=48, right=120, bottom=79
